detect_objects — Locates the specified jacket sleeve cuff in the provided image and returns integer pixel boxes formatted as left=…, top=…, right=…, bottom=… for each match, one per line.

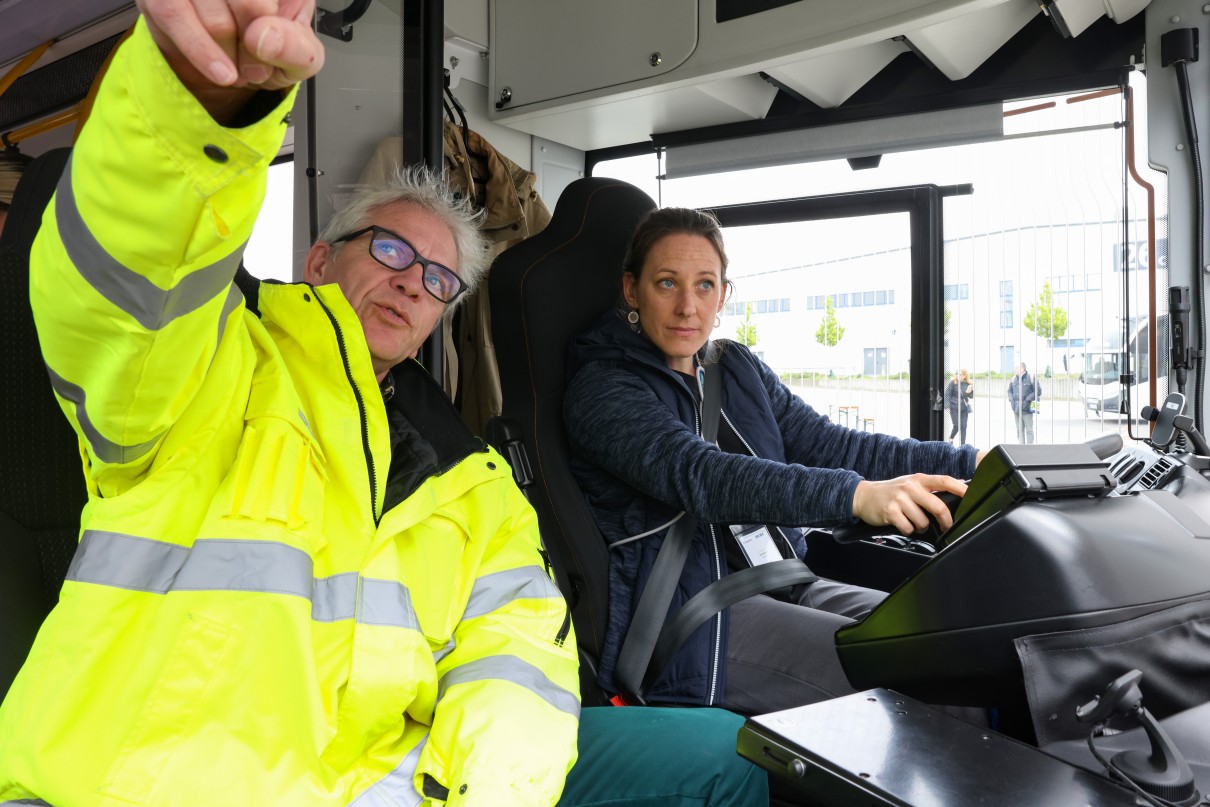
left=120, top=17, right=297, bottom=199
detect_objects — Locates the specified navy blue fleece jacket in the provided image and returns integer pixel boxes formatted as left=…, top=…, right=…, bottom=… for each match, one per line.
left=564, top=310, right=977, bottom=705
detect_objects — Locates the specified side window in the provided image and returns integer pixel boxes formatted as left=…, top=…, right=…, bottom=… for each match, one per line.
left=244, top=160, right=296, bottom=283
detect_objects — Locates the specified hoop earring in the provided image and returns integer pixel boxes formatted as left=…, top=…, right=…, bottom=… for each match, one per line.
left=714, top=315, right=721, bottom=328
left=627, top=309, right=641, bottom=334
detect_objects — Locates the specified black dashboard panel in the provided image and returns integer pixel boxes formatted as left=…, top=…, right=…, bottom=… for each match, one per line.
left=836, top=443, right=1210, bottom=707
left=739, top=690, right=1141, bottom=806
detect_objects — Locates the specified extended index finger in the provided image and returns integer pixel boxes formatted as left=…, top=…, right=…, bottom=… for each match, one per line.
left=279, top=0, right=317, bottom=24
left=243, top=14, right=324, bottom=85
left=137, top=0, right=239, bottom=85
left=924, top=474, right=968, bottom=497
left=919, top=474, right=967, bottom=532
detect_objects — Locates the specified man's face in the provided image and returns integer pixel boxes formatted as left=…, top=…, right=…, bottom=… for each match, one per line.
left=304, top=201, right=457, bottom=380
left=1016, top=364, right=1025, bottom=376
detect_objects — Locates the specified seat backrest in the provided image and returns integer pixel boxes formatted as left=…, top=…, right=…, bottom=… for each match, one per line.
left=488, top=178, right=656, bottom=702
left=0, top=147, right=85, bottom=701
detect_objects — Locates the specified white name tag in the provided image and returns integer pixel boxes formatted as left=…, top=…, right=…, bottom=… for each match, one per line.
left=729, top=524, right=781, bottom=566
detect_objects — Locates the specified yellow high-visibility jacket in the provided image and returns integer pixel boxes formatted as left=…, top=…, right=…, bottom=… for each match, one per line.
left=0, top=18, right=578, bottom=807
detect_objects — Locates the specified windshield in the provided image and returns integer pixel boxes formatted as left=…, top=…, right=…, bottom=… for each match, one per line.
left=1083, top=352, right=1120, bottom=385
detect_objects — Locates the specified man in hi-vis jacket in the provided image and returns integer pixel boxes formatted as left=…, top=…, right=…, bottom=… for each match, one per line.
left=0, top=2, right=768, bottom=806
left=0, top=3, right=577, bottom=805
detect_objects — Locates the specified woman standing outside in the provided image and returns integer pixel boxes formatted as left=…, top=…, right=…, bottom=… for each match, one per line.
left=563, top=207, right=984, bottom=715
left=945, top=369, right=974, bottom=445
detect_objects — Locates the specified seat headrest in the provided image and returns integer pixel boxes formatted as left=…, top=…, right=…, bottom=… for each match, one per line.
left=490, top=177, right=657, bottom=401
left=0, top=147, right=70, bottom=254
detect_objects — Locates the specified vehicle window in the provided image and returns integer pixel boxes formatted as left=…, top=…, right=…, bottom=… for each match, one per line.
left=245, top=160, right=296, bottom=283
left=594, top=73, right=1167, bottom=446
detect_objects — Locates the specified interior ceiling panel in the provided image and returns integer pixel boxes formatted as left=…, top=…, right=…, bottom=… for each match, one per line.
left=0, top=0, right=132, bottom=67
left=651, top=12, right=1145, bottom=151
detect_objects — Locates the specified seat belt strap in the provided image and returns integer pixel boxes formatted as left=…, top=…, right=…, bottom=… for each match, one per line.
left=615, top=364, right=722, bottom=701
left=614, top=510, right=696, bottom=702
left=641, top=559, right=817, bottom=695
left=617, top=364, right=811, bottom=703
left=700, top=362, right=722, bottom=444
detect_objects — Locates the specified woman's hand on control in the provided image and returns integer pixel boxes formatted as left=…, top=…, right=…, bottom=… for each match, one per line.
left=852, top=474, right=968, bottom=535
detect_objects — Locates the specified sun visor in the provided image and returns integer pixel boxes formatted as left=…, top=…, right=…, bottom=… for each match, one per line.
left=662, top=104, right=1003, bottom=179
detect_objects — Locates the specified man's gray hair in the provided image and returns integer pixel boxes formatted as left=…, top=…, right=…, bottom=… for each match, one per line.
left=317, top=165, right=487, bottom=305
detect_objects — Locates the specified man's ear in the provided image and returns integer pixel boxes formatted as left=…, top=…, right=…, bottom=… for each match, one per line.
left=304, top=242, right=333, bottom=285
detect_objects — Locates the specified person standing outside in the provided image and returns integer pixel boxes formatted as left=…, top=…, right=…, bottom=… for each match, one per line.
left=1007, top=361, right=1041, bottom=443
left=945, top=369, right=974, bottom=445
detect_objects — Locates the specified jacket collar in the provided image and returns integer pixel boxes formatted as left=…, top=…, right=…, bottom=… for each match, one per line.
left=566, top=309, right=713, bottom=391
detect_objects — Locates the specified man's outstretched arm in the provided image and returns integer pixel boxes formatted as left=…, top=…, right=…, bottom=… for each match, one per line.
left=31, top=3, right=319, bottom=490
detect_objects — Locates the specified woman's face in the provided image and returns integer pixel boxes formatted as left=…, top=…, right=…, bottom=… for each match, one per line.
left=623, top=233, right=726, bottom=375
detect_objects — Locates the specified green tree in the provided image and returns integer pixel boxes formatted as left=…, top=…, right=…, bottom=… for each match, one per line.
left=1023, top=281, right=1069, bottom=340
left=815, top=295, right=845, bottom=347
left=735, top=303, right=759, bottom=347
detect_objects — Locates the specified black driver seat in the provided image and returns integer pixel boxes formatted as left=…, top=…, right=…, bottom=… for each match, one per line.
left=488, top=177, right=656, bottom=704
left=0, top=147, right=84, bottom=702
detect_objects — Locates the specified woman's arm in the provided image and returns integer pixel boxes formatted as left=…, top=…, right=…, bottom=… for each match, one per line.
left=564, top=364, right=862, bottom=527
left=752, top=355, right=976, bottom=480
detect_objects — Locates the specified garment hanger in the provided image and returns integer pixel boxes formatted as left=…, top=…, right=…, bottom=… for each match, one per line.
left=442, top=69, right=471, bottom=155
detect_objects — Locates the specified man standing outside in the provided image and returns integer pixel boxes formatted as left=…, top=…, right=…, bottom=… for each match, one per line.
left=0, top=2, right=766, bottom=806
left=1007, top=361, right=1041, bottom=443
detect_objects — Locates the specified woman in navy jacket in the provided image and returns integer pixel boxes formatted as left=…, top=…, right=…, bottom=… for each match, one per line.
left=564, top=207, right=984, bottom=714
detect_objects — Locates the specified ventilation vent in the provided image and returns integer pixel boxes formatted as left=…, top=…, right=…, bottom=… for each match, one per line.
left=1137, top=457, right=1176, bottom=490
left=1109, top=455, right=1146, bottom=486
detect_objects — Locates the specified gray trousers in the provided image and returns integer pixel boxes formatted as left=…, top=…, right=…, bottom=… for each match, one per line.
left=718, top=578, right=886, bottom=716
left=1014, top=410, right=1036, bottom=443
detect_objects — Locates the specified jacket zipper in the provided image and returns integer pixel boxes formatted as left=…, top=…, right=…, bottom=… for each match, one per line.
left=313, top=289, right=380, bottom=524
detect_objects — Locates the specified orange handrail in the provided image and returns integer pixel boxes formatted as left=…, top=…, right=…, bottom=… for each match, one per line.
left=6, top=105, right=79, bottom=145
left=0, top=40, right=52, bottom=99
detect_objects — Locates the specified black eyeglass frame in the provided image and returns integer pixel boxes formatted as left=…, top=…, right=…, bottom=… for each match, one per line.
left=330, top=225, right=466, bottom=303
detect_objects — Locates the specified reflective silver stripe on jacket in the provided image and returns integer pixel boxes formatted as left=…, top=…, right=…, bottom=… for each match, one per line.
left=438, top=655, right=580, bottom=718
left=66, top=531, right=422, bottom=629
left=347, top=736, right=426, bottom=807
left=462, top=566, right=562, bottom=620
left=0, top=800, right=53, bottom=805
left=432, top=637, right=456, bottom=664
left=42, top=282, right=244, bottom=466
left=55, top=154, right=245, bottom=331
left=44, top=366, right=164, bottom=465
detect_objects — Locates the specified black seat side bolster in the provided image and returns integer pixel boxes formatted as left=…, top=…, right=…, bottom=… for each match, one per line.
left=0, top=147, right=86, bottom=702
left=488, top=178, right=656, bottom=703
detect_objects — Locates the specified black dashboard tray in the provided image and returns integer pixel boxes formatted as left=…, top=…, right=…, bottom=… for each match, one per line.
left=738, top=689, right=1140, bottom=806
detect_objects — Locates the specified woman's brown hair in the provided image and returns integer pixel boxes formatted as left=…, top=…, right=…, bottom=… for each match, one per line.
left=622, top=207, right=729, bottom=283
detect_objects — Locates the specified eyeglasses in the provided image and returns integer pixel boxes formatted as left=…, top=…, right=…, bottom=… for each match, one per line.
left=330, top=225, right=466, bottom=304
